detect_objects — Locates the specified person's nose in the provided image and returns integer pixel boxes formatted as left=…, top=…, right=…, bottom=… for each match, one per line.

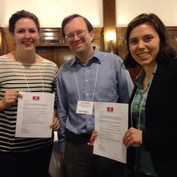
left=24, top=31, right=31, bottom=38
left=137, top=40, right=145, bottom=49
left=72, top=33, right=80, bottom=41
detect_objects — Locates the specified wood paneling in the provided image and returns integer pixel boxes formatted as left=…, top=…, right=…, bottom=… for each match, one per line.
left=116, top=27, right=126, bottom=59
left=1, top=25, right=177, bottom=80
left=0, top=27, right=103, bottom=68
left=116, top=26, right=177, bottom=58
left=103, top=0, right=117, bottom=53
left=116, top=26, right=177, bottom=81
left=0, top=27, right=14, bottom=54
left=167, top=27, right=177, bottom=50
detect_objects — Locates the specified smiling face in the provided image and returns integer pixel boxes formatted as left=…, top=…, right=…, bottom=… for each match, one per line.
left=64, top=17, right=94, bottom=59
left=13, top=18, right=39, bottom=52
left=129, top=22, right=160, bottom=68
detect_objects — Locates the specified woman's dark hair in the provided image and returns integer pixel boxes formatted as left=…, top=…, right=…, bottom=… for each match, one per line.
left=123, top=13, right=177, bottom=68
left=8, top=10, right=40, bottom=35
left=61, top=14, right=94, bottom=37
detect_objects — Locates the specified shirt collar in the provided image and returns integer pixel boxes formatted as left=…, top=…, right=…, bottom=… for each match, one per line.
left=69, top=48, right=101, bottom=67
left=135, top=64, right=158, bottom=88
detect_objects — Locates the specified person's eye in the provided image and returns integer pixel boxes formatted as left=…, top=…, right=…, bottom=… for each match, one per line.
left=144, top=35, right=153, bottom=42
left=77, top=30, right=84, bottom=35
left=129, top=38, right=138, bottom=45
left=17, top=29, right=25, bottom=34
left=66, top=33, right=74, bottom=39
left=29, top=29, right=37, bottom=33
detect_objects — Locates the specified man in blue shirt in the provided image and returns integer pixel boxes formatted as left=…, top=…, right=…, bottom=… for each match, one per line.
left=57, top=14, right=134, bottom=177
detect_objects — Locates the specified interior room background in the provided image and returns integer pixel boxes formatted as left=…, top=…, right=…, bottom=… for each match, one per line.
left=1, top=0, right=177, bottom=80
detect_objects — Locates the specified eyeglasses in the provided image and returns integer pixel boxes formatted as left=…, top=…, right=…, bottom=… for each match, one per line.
left=65, top=29, right=87, bottom=42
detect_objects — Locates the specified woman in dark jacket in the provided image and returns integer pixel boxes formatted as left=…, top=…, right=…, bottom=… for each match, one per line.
left=123, top=13, right=177, bottom=177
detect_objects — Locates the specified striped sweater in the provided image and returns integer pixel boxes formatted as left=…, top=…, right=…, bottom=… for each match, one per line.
left=0, top=55, right=58, bottom=152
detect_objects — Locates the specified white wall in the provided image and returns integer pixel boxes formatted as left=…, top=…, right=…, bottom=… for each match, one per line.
left=116, top=0, right=177, bottom=26
left=0, top=0, right=103, bottom=27
left=1, top=0, right=177, bottom=28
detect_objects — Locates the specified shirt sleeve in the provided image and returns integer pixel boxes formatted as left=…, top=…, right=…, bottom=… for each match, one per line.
left=115, top=56, right=134, bottom=103
left=56, top=69, right=68, bottom=152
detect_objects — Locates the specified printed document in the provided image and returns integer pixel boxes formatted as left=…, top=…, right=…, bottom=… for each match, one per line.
left=94, top=102, right=128, bottom=163
left=15, top=92, right=54, bottom=138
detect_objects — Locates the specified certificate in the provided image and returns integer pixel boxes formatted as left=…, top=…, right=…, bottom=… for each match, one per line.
left=94, top=102, right=128, bottom=163
left=15, top=92, right=55, bottom=138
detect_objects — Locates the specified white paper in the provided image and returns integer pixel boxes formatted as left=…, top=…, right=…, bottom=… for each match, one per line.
left=94, top=102, right=128, bottom=163
left=15, top=92, right=55, bottom=138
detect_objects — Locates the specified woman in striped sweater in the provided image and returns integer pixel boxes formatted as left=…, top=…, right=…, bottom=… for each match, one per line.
left=0, top=10, right=59, bottom=177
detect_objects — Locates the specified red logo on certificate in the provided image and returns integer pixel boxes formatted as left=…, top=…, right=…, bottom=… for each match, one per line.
left=107, top=107, right=113, bottom=112
left=32, top=96, right=40, bottom=100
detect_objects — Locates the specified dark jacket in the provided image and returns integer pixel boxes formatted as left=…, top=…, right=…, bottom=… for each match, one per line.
left=127, top=57, right=177, bottom=177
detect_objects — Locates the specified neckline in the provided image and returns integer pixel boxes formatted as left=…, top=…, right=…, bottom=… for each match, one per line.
left=14, top=52, right=44, bottom=92
left=15, top=51, right=38, bottom=64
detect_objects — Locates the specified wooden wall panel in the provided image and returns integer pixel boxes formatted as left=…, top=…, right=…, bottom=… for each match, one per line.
left=0, top=27, right=103, bottom=68
left=116, top=27, right=126, bottom=59
left=116, top=26, right=177, bottom=59
left=116, top=26, right=177, bottom=81
left=36, top=46, right=74, bottom=68
left=1, top=25, right=177, bottom=81
left=0, top=27, right=15, bottom=54
left=166, top=27, right=177, bottom=50
left=103, top=0, right=117, bottom=53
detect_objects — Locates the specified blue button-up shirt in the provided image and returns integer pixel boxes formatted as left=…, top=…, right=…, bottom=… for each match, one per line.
left=57, top=48, right=134, bottom=152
